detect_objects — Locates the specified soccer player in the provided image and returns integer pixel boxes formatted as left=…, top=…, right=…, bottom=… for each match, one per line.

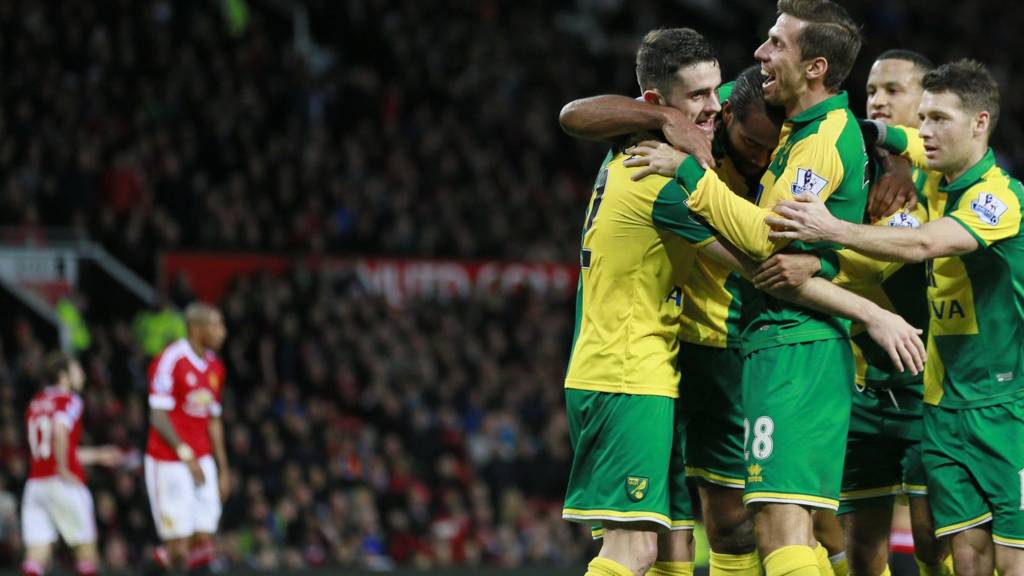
left=144, top=303, right=229, bottom=575
left=767, top=59, right=1024, bottom=576
left=21, top=352, right=122, bottom=576
left=563, top=26, right=924, bottom=576
left=620, top=2, right=894, bottom=575
left=562, top=64, right=785, bottom=576
left=758, top=49, right=952, bottom=576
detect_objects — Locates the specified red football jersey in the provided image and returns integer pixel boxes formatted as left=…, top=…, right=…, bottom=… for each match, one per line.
left=26, top=387, right=85, bottom=481
left=145, top=339, right=225, bottom=461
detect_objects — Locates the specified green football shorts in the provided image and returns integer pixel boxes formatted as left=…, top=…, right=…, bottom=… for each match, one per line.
left=924, top=396, right=1024, bottom=547
left=680, top=343, right=746, bottom=489
left=562, top=388, right=694, bottom=533
left=741, top=339, right=853, bottom=510
left=838, top=383, right=924, bottom=514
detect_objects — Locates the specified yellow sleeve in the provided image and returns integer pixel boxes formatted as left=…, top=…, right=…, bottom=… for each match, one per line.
left=680, top=133, right=846, bottom=261
left=677, top=159, right=779, bottom=261
left=880, top=125, right=929, bottom=171
left=948, top=184, right=1023, bottom=247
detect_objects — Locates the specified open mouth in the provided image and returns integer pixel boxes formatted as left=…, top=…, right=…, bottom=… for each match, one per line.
left=923, top=144, right=938, bottom=158
left=695, top=115, right=716, bottom=135
left=761, top=68, right=777, bottom=90
left=869, top=111, right=889, bottom=120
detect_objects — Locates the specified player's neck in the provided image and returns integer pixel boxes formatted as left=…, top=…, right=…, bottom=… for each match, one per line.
left=785, top=85, right=833, bottom=119
left=944, top=143, right=988, bottom=184
left=187, top=337, right=207, bottom=359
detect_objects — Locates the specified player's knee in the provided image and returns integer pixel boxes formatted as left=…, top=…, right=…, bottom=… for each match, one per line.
left=635, top=537, right=660, bottom=573
left=707, top=517, right=756, bottom=554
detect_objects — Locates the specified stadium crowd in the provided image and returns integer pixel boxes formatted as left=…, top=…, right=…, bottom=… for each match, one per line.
left=1, top=0, right=1024, bottom=572
left=0, top=270, right=582, bottom=571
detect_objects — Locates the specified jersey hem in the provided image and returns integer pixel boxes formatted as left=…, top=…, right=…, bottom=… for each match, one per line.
left=564, top=380, right=679, bottom=398
left=743, top=331, right=847, bottom=353
left=924, top=385, right=1024, bottom=410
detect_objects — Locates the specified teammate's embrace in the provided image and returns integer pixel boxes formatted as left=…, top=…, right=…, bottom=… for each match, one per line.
left=21, top=352, right=122, bottom=576
left=144, top=303, right=229, bottom=575
left=769, top=59, right=1024, bottom=576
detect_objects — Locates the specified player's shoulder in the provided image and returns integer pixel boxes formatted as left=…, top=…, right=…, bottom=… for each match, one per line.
left=604, top=152, right=675, bottom=207
left=154, top=339, right=192, bottom=367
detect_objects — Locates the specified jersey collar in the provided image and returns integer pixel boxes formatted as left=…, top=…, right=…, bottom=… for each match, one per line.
left=177, top=338, right=209, bottom=371
left=786, top=92, right=849, bottom=125
left=939, top=148, right=996, bottom=193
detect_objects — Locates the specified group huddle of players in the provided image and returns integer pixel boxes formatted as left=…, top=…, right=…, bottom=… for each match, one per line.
left=20, top=304, right=228, bottom=576
left=559, top=2, right=1024, bottom=576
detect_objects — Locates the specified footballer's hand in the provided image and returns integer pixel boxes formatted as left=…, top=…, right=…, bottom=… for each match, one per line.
left=867, top=155, right=917, bottom=222
left=59, top=469, right=81, bottom=485
left=864, top=307, right=926, bottom=375
left=767, top=192, right=843, bottom=243
left=660, top=109, right=715, bottom=169
left=753, top=253, right=821, bottom=290
left=187, top=460, right=206, bottom=487
left=218, top=468, right=231, bottom=503
left=623, top=141, right=687, bottom=181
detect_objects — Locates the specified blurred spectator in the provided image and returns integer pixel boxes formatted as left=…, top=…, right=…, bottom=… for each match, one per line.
left=132, top=296, right=186, bottom=357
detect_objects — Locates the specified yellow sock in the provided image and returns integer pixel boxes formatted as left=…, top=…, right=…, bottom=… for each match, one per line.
left=814, top=544, right=835, bottom=576
left=588, top=557, right=634, bottom=576
left=764, top=545, right=820, bottom=576
left=879, top=565, right=891, bottom=576
left=647, top=560, right=695, bottom=576
left=916, top=556, right=955, bottom=576
left=710, top=551, right=761, bottom=576
left=829, top=553, right=848, bottom=576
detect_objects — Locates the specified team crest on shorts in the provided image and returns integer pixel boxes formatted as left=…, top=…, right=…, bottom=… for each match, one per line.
left=747, top=463, right=763, bottom=483
left=625, top=476, right=649, bottom=502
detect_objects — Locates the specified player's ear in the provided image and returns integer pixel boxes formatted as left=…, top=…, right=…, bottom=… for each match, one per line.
left=973, top=110, right=991, bottom=138
left=721, top=100, right=734, bottom=125
left=642, top=89, right=665, bottom=106
left=805, top=56, right=828, bottom=83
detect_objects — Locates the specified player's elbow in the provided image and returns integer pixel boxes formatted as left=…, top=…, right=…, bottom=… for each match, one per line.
left=558, top=100, right=586, bottom=137
left=905, top=234, right=941, bottom=263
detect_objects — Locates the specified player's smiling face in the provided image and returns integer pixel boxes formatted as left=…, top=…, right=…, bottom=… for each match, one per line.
left=917, top=90, right=979, bottom=176
left=867, top=59, right=924, bottom=128
left=754, top=14, right=808, bottom=107
left=658, top=60, right=722, bottom=138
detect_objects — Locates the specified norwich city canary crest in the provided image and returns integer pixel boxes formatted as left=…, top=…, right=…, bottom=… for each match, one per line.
left=626, top=476, right=649, bottom=502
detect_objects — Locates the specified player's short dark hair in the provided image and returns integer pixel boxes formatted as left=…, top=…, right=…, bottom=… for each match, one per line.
left=636, top=28, right=718, bottom=93
left=729, top=65, right=787, bottom=127
left=777, top=0, right=862, bottom=91
left=44, top=351, right=73, bottom=383
left=923, top=59, right=1001, bottom=132
left=876, top=49, right=934, bottom=75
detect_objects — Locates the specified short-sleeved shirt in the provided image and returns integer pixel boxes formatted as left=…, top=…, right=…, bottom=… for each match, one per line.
left=677, top=92, right=869, bottom=352
left=146, top=339, right=226, bottom=460
left=836, top=190, right=931, bottom=387
left=679, top=87, right=755, bottom=350
left=882, top=127, right=1024, bottom=407
left=26, top=388, right=84, bottom=481
left=566, top=150, right=715, bottom=398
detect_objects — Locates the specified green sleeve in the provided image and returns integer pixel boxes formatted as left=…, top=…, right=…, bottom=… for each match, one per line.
left=652, top=180, right=715, bottom=244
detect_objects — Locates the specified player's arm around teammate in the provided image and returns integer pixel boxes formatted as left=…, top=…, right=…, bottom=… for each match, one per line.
left=770, top=60, right=1024, bottom=576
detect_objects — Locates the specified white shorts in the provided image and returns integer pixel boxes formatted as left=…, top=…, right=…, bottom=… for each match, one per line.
left=144, top=455, right=221, bottom=541
left=21, top=477, right=97, bottom=547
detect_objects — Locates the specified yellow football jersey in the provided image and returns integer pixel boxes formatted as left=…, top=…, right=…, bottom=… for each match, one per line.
left=565, top=151, right=715, bottom=398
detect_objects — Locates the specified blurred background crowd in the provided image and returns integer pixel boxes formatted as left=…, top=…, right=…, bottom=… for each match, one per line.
left=0, top=0, right=1021, bottom=572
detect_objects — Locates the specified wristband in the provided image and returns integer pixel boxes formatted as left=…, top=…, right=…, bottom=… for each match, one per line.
left=176, top=444, right=195, bottom=462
